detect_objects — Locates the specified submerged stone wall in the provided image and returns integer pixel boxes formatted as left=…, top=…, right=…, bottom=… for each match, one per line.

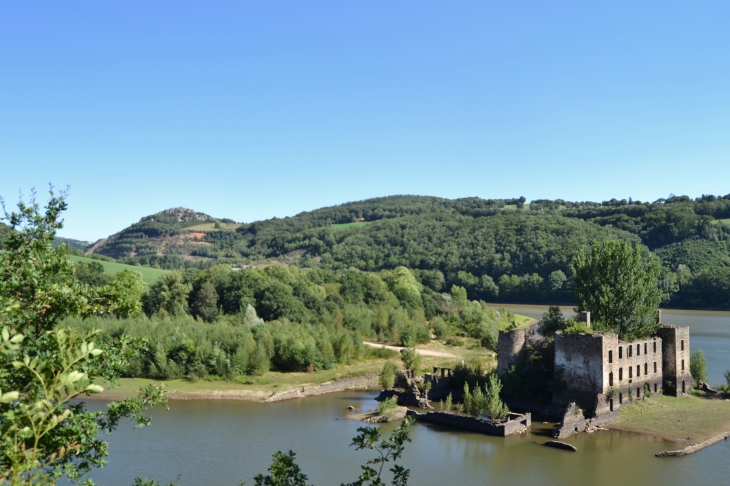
left=406, top=410, right=531, bottom=437
left=263, top=374, right=379, bottom=403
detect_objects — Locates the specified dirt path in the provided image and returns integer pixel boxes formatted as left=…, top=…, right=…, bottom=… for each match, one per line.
left=362, top=341, right=457, bottom=358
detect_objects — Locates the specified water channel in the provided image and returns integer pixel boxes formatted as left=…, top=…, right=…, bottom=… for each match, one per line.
left=80, top=308, right=730, bottom=486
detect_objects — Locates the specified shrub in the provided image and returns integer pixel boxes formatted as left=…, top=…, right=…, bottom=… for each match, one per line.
left=690, top=349, right=708, bottom=386
left=379, top=361, right=398, bottom=390
left=377, top=397, right=398, bottom=415
left=400, top=347, right=422, bottom=373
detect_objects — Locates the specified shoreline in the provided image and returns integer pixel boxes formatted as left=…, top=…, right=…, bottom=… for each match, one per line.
left=655, top=430, right=730, bottom=457
left=89, top=374, right=381, bottom=403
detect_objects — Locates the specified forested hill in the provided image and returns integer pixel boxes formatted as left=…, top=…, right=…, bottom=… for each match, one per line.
left=86, top=194, right=730, bottom=308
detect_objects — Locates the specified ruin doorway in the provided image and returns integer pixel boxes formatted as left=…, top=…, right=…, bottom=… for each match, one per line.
left=609, top=399, right=614, bottom=412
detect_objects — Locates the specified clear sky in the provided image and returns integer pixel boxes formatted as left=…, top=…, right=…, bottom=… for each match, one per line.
left=1, top=1, right=729, bottom=241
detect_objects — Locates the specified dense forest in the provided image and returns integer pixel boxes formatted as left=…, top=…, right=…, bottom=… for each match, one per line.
left=68, top=261, right=516, bottom=381
left=9, top=194, right=730, bottom=308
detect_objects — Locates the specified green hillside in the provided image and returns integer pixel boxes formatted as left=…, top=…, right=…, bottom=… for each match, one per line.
left=70, top=255, right=169, bottom=285
left=87, top=193, right=730, bottom=308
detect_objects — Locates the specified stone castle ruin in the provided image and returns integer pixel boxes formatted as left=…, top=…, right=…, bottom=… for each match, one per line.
left=498, top=312, right=692, bottom=437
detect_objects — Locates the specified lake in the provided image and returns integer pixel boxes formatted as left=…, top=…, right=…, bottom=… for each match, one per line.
left=78, top=308, right=730, bottom=486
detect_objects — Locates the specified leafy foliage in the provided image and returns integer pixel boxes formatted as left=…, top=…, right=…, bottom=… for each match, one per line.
left=690, top=349, right=708, bottom=387
left=0, top=188, right=167, bottom=484
left=572, top=240, right=662, bottom=340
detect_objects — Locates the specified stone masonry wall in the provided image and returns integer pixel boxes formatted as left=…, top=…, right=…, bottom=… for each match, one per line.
left=497, top=327, right=526, bottom=376
left=263, top=374, right=379, bottom=403
left=657, top=325, right=693, bottom=396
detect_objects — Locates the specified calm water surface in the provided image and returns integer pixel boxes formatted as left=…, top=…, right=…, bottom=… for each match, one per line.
left=80, top=309, right=730, bottom=486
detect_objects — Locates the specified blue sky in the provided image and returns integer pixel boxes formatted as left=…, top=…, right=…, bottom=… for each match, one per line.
left=1, top=1, right=729, bottom=241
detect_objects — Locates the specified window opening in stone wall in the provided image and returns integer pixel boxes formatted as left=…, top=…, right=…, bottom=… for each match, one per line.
left=629, top=367, right=632, bottom=378
left=645, top=363, right=648, bottom=375
left=682, top=359, right=685, bottom=371
left=653, top=341, right=657, bottom=353
left=681, top=340, right=684, bottom=351
left=637, top=344, right=640, bottom=356
left=637, top=365, right=640, bottom=377
left=644, top=343, right=647, bottom=354
left=609, top=372, right=614, bottom=386
left=609, top=350, right=613, bottom=363
left=619, top=368, right=623, bottom=381
left=637, top=387, right=641, bottom=398
left=619, top=392, right=623, bottom=404
left=654, top=383, right=657, bottom=393
left=654, top=362, right=657, bottom=373
left=629, top=346, right=632, bottom=358
left=682, top=380, right=686, bottom=393
left=619, top=347, right=623, bottom=359
left=610, top=399, right=614, bottom=412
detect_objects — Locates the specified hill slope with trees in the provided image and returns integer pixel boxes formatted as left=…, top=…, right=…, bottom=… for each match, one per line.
left=83, top=194, right=730, bottom=308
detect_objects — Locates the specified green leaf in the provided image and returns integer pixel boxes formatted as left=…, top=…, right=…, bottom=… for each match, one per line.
left=0, top=391, right=19, bottom=403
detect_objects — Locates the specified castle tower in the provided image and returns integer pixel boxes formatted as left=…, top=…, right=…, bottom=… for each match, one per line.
left=497, top=327, right=526, bottom=377
left=657, top=325, right=693, bottom=396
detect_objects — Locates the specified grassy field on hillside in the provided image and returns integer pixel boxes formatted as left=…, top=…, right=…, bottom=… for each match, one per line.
left=614, top=393, right=730, bottom=443
left=331, top=221, right=373, bottom=230
left=712, top=218, right=730, bottom=226
left=503, top=204, right=531, bottom=210
left=186, top=222, right=241, bottom=231
left=70, top=255, right=169, bottom=285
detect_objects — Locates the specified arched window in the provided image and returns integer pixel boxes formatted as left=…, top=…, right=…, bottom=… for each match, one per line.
left=644, top=343, right=647, bottom=354
left=629, top=367, right=632, bottom=378
left=619, top=368, right=623, bottom=381
left=645, top=363, right=648, bottom=375
left=609, top=372, right=614, bottom=386
left=628, top=346, right=632, bottom=358
left=619, top=347, right=623, bottom=359
left=637, top=365, right=640, bottom=377
left=609, top=350, right=613, bottom=363
left=637, top=344, right=641, bottom=356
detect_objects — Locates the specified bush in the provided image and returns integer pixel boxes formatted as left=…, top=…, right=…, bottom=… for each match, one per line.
left=690, top=349, right=708, bottom=386
left=377, top=397, right=398, bottom=415
left=400, top=347, right=422, bottom=373
left=461, top=374, right=509, bottom=422
left=379, top=361, right=398, bottom=390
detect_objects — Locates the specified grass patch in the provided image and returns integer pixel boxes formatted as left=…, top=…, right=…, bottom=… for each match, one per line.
left=93, top=359, right=386, bottom=401
left=712, top=218, right=730, bottom=227
left=503, top=204, right=530, bottom=210
left=614, top=393, right=730, bottom=443
left=70, top=255, right=170, bottom=285
left=331, top=221, right=373, bottom=230
left=185, top=222, right=241, bottom=232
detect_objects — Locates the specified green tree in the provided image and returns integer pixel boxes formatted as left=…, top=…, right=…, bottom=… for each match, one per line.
left=379, top=361, right=398, bottom=390
left=191, top=280, right=220, bottom=322
left=75, top=261, right=107, bottom=286
left=547, top=270, right=567, bottom=292
left=143, top=272, right=192, bottom=317
left=0, top=189, right=166, bottom=484
left=690, top=349, right=708, bottom=387
left=572, top=240, right=662, bottom=340
left=400, top=348, right=421, bottom=374
left=539, top=306, right=567, bottom=337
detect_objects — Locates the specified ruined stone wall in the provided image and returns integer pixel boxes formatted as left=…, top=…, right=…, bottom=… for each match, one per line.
left=602, top=335, right=663, bottom=413
left=497, top=327, right=526, bottom=376
left=406, top=410, right=531, bottom=437
left=555, top=332, right=605, bottom=394
left=554, top=332, right=664, bottom=414
left=657, top=325, right=693, bottom=396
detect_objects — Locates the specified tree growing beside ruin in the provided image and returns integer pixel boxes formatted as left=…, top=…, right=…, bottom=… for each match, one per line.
left=572, top=240, right=662, bottom=340
left=690, top=349, right=708, bottom=387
